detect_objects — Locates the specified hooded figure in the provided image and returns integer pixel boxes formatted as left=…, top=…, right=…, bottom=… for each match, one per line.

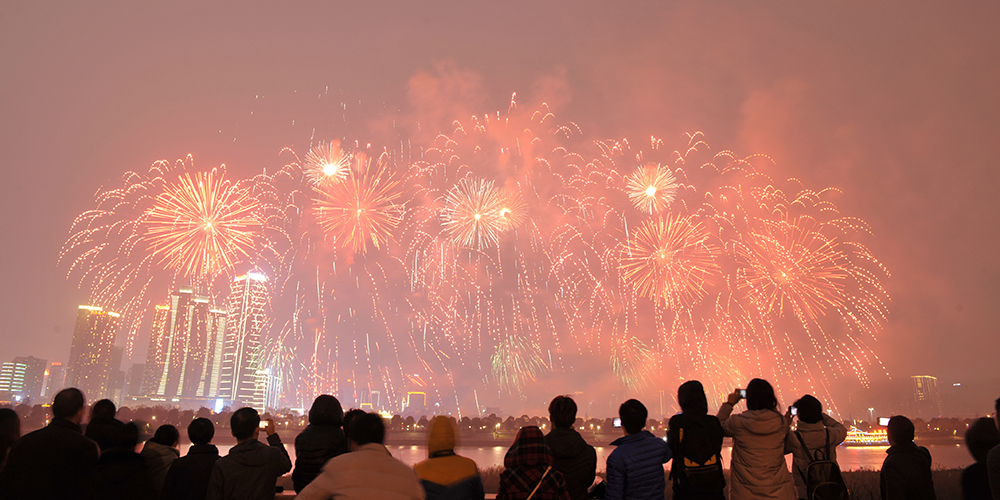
left=717, top=379, right=796, bottom=500
left=414, top=416, right=485, bottom=500
left=497, top=426, right=571, bottom=500
left=668, top=381, right=725, bottom=500
left=293, top=395, right=349, bottom=493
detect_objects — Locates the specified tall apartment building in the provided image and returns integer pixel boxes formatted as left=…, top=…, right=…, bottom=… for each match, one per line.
left=0, top=362, right=27, bottom=402
left=219, top=272, right=268, bottom=410
left=45, top=362, right=65, bottom=399
left=13, top=356, right=47, bottom=401
left=912, top=375, right=943, bottom=418
left=141, top=288, right=228, bottom=400
left=65, top=305, right=120, bottom=401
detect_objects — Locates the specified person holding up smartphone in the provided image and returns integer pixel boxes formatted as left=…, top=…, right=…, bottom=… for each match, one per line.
left=784, top=395, right=848, bottom=500
left=717, top=379, right=796, bottom=500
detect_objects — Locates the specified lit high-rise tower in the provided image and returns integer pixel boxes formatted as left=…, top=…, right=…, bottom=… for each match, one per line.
left=219, top=272, right=268, bottom=410
left=13, top=356, right=47, bottom=401
left=65, top=305, right=120, bottom=401
left=911, top=375, right=942, bottom=418
left=141, top=289, right=228, bottom=400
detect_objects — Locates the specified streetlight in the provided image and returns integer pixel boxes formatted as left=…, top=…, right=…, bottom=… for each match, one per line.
left=868, top=407, right=874, bottom=422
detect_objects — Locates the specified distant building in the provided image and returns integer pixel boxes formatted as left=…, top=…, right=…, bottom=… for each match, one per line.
left=0, top=362, right=28, bottom=403
left=126, top=363, right=145, bottom=397
left=219, top=272, right=268, bottom=411
left=45, top=362, right=65, bottom=399
left=912, top=375, right=942, bottom=418
left=13, top=356, right=47, bottom=401
left=65, top=305, right=120, bottom=402
left=140, top=288, right=228, bottom=401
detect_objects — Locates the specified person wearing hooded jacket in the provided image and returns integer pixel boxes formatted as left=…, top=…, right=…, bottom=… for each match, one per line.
left=497, top=425, right=571, bottom=500
left=414, top=416, right=486, bottom=500
left=544, top=396, right=596, bottom=500
left=783, top=395, right=847, bottom=500
left=293, top=395, right=350, bottom=493
left=668, top=381, right=725, bottom=500
left=718, top=378, right=796, bottom=500
left=206, top=407, right=292, bottom=500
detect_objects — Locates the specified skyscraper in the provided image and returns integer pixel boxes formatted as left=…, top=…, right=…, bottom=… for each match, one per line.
left=45, top=362, right=65, bottom=399
left=141, top=288, right=228, bottom=400
left=219, top=272, right=268, bottom=410
left=0, top=362, right=28, bottom=402
left=13, top=356, right=47, bottom=401
left=912, top=375, right=942, bottom=418
left=65, top=305, right=120, bottom=401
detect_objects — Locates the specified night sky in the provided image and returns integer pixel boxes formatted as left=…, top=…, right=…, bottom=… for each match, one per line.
left=2, top=1, right=998, bottom=416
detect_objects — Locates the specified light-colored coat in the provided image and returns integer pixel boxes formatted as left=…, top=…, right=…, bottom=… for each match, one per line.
left=296, top=442, right=425, bottom=500
left=718, top=404, right=796, bottom=500
left=784, top=414, right=848, bottom=499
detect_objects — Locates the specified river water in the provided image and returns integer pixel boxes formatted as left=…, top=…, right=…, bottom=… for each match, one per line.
left=185, top=442, right=973, bottom=471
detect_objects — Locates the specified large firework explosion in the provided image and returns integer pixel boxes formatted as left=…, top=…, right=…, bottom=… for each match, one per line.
left=63, top=99, right=889, bottom=414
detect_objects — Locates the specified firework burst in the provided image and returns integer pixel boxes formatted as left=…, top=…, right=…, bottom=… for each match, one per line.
left=626, top=163, right=678, bottom=214
left=304, top=140, right=351, bottom=187
left=441, top=178, right=505, bottom=249
left=142, top=171, right=262, bottom=278
left=312, top=153, right=405, bottom=254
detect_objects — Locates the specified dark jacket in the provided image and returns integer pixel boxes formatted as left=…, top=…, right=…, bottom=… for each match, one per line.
left=0, top=417, right=100, bottom=500
left=987, top=444, right=1000, bottom=500
left=962, top=461, right=990, bottom=500
left=667, top=412, right=725, bottom=500
left=162, top=444, right=221, bottom=500
left=497, top=426, right=571, bottom=500
left=206, top=433, right=292, bottom=500
left=880, top=441, right=936, bottom=500
left=85, top=417, right=126, bottom=452
left=292, top=424, right=349, bottom=492
left=92, top=447, right=159, bottom=500
left=606, top=430, right=673, bottom=500
left=141, top=440, right=180, bottom=493
left=415, top=416, right=485, bottom=500
left=545, top=427, right=597, bottom=500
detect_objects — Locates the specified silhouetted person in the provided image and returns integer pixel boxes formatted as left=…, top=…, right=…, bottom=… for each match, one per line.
left=962, top=417, right=1000, bottom=500
left=206, top=407, right=291, bottom=500
left=784, top=394, right=848, bottom=500
left=415, top=415, right=485, bottom=500
left=606, top=399, right=672, bottom=500
left=342, top=408, right=366, bottom=434
left=92, top=421, right=158, bottom=500
left=0, top=407, right=20, bottom=469
left=880, top=415, right=936, bottom=500
left=142, top=423, right=181, bottom=494
left=718, top=379, right=795, bottom=500
left=497, top=425, right=571, bottom=500
left=544, top=396, right=596, bottom=500
left=0, top=388, right=100, bottom=500
left=668, top=381, right=725, bottom=500
left=297, top=412, right=424, bottom=500
left=987, top=398, right=1000, bottom=500
left=163, top=417, right=220, bottom=500
left=85, top=398, right=125, bottom=452
left=293, top=395, right=349, bottom=493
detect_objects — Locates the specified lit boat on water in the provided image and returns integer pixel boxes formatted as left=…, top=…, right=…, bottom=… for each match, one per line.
left=843, top=426, right=889, bottom=446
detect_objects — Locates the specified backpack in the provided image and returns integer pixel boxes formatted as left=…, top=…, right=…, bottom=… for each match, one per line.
left=674, top=423, right=724, bottom=494
left=794, top=429, right=850, bottom=500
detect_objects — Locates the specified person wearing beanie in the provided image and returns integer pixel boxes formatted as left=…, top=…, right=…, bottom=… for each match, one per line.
left=414, top=416, right=485, bottom=500
left=783, top=395, right=847, bottom=500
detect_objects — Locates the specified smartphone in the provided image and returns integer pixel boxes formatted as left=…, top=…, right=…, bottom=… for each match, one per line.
left=613, top=417, right=621, bottom=428
left=259, top=421, right=268, bottom=429
left=878, top=417, right=890, bottom=426
left=738, top=389, right=746, bottom=399
left=790, top=406, right=798, bottom=416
